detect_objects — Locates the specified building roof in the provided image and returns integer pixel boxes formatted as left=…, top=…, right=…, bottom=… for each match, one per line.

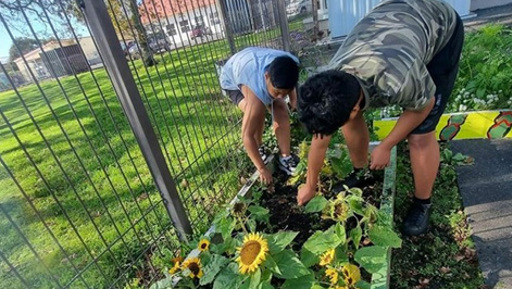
left=13, top=39, right=76, bottom=64
left=139, top=0, right=216, bottom=24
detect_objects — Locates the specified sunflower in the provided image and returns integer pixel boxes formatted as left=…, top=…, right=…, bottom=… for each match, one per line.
left=325, top=267, right=339, bottom=284
left=233, top=202, right=247, bottom=216
left=168, top=260, right=181, bottom=275
left=181, top=257, right=203, bottom=278
left=333, top=201, right=349, bottom=222
left=236, top=232, right=269, bottom=274
left=198, top=239, right=210, bottom=252
left=319, top=248, right=335, bottom=266
left=341, top=264, right=361, bottom=286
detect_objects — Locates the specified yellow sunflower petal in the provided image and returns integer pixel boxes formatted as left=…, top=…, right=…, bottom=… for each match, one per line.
left=325, top=267, right=339, bottom=284
left=341, top=263, right=361, bottom=285
left=182, top=257, right=202, bottom=279
left=198, top=239, right=210, bottom=252
left=237, top=232, right=269, bottom=275
left=319, top=248, right=335, bottom=266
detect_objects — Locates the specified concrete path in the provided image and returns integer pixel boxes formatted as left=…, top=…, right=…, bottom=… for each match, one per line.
left=451, top=139, right=512, bottom=289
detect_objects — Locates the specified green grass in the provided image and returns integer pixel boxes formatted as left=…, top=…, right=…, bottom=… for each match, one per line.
left=391, top=143, right=485, bottom=289
left=0, top=22, right=299, bottom=288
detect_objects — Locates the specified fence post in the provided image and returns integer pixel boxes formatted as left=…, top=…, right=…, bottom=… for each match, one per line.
left=276, top=0, right=291, bottom=51
left=79, top=0, right=193, bottom=241
left=218, top=0, right=237, bottom=54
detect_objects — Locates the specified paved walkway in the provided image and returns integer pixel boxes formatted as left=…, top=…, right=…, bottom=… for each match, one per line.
left=451, top=139, right=512, bottom=289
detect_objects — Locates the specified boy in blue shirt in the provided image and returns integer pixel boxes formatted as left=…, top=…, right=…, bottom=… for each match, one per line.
left=220, top=47, right=300, bottom=184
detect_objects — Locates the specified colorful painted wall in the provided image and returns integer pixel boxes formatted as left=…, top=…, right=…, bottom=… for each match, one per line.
left=374, top=110, right=512, bottom=141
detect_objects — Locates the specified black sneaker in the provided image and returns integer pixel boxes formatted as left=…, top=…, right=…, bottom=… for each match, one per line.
left=402, top=202, right=432, bottom=236
left=258, top=146, right=269, bottom=164
left=278, top=154, right=299, bottom=175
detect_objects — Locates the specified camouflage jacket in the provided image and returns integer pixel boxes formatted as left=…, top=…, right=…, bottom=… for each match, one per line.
left=327, top=0, right=458, bottom=110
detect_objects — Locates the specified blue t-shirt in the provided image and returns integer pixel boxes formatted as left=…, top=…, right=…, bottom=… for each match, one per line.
left=219, top=47, right=299, bottom=106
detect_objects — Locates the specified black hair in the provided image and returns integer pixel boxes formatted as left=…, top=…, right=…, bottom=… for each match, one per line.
left=266, top=56, right=299, bottom=89
left=298, top=70, right=361, bottom=135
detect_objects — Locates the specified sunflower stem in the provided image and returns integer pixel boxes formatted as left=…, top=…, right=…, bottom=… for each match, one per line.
left=236, top=215, right=249, bottom=234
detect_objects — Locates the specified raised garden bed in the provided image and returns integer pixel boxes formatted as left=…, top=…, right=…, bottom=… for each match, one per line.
left=151, top=145, right=398, bottom=289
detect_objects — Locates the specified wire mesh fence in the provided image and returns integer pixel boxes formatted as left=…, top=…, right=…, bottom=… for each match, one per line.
left=0, top=0, right=292, bottom=288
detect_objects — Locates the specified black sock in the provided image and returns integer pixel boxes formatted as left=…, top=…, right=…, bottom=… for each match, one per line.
left=413, top=196, right=431, bottom=205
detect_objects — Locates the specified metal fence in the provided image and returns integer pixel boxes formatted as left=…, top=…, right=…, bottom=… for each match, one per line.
left=0, top=0, right=290, bottom=288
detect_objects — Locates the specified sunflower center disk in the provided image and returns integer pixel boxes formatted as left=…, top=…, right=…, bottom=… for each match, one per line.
left=240, top=241, right=262, bottom=265
left=189, top=263, right=200, bottom=275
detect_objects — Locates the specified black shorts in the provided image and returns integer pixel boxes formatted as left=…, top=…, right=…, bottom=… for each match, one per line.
left=411, top=14, right=464, bottom=135
left=225, top=89, right=244, bottom=105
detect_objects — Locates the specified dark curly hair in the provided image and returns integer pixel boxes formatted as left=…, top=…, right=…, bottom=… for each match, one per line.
left=298, top=70, right=361, bottom=135
left=266, top=56, right=299, bottom=89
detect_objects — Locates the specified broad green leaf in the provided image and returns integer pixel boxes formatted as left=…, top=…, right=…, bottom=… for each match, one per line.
left=354, top=246, right=388, bottom=274
left=368, top=225, right=402, bottom=248
left=304, top=195, right=328, bottom=213
left=453, top=153, right=466, bottom=162
left=350, top=225, right=363, bottom=249
left=248, top=218, right=257, bottom=233
left=281, top=273, right=315, bottom=289
left=261, top=270, right=273, bottom=283
left=264, top=255, right=281, bottom=275
left=149, top=277, right=173, bottom=289
left=334, top=223, right=347, bottom=244
left=273, top=250, right=310, bottom=279
left=249, top=205, right=270, bottom=224
left=214, top=236, right=236, bottom=255
left=356, top=280, right=371, bottom=289
left=300, top=247, right=319, bottom=267
left=216, top=217, right=236, bottom=240
left=248, top=268, right=261, bottom=289
left=302, top=225, right=344, bottom=256
left=261, top=282, right=274, bottom=289
left=199, top=254, right=229, bottom=285
left=347, top=195, right=365, bottom=215
left=213, top=264, right=242, bottom=289
left=266, top=231, right=299, bottom=254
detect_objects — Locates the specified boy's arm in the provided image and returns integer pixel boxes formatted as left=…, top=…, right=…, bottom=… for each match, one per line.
left=288, top=88, right=298, bottom=110
left=297, top=134, right=331, bottom=205
left=240, top=85, right=272, bottom=183
left=371, top=97, right=435, bottom=169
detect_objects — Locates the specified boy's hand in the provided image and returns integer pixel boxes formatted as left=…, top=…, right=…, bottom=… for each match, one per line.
left=258, top=167, right=273, bottom=185
left=297, top=185, right=316, bottom=206
left=370, top=144, right=391, bottom=170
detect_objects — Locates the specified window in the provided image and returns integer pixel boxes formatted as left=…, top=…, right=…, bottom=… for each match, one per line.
left=195, top=16, right=204, bottom=26
left=209, top=12, right=220, bottom=25
left=166, top=23, right=177, bottom=36
left=179, top=20, right=190, bottom=33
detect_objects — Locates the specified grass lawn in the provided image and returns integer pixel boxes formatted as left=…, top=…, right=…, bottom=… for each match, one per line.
left=0, top=22, right=294, bottom=288
left=391, top=143, right=485, bottom=289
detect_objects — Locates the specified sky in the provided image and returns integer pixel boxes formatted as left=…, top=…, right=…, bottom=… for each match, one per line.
left=0, top=7, right=88, bottom=61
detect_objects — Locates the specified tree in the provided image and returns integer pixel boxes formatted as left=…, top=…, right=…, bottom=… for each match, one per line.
left=8, top=37, right=39, bottom=61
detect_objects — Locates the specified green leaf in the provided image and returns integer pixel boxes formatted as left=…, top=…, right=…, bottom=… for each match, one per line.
left=304, top=195, right=328, bottom=213
left=350, top=225, right=363, bottom=249
left=273, top=250, right=310, bottom=279
left=214, top=236, right=236, bottom=255
left=248, top=268, right=261, bottom=289
left=216, top=217, right=236, bottom=240
left=368, top=225, right=402, bottom=248
left=476, top=87, right=486, bottom=98
left=247, top=218, right=257, bottom=233
left=302, top=225, right=344, bottom=256
left=199, top=254, right=230, bottom=285
left=347, top=195, right=364, bottom=215
left=267, top=231, right=299, bottom=254
left=281, top=273, right=315, bottom=289
left=248, top=205, right=270, bottom=224
left=300, top=247, right=319, bottom=267
left=213, top=264, right=242, bottom=289
left=149, top=276, right=173, bottom=289
left=261, top=282, right=274, bottom=289
left=264, top=255, right=281, bottom=275
left=354, top=246, right=388, bottom=274
left=356, top=280, right=372, bottom=289
left=453, top=153, right=466, bottom=162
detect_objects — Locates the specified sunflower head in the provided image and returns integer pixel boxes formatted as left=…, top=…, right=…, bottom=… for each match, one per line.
left=236, top=232, right=269, bottom=274
left=325, top=267, right=339, bottom=285
left=319, top=248, right=335, bottom=266
left=233, top=202, right=247, bottom=216
left=341, top=263, right=361, bottom=286
left=198, top=239, right=210, bottom=252
left=171, top=256, right=184, bottom=264
left=181, top=257, right=203, bottom=279
left=333, top=201, right=349, bottom=222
